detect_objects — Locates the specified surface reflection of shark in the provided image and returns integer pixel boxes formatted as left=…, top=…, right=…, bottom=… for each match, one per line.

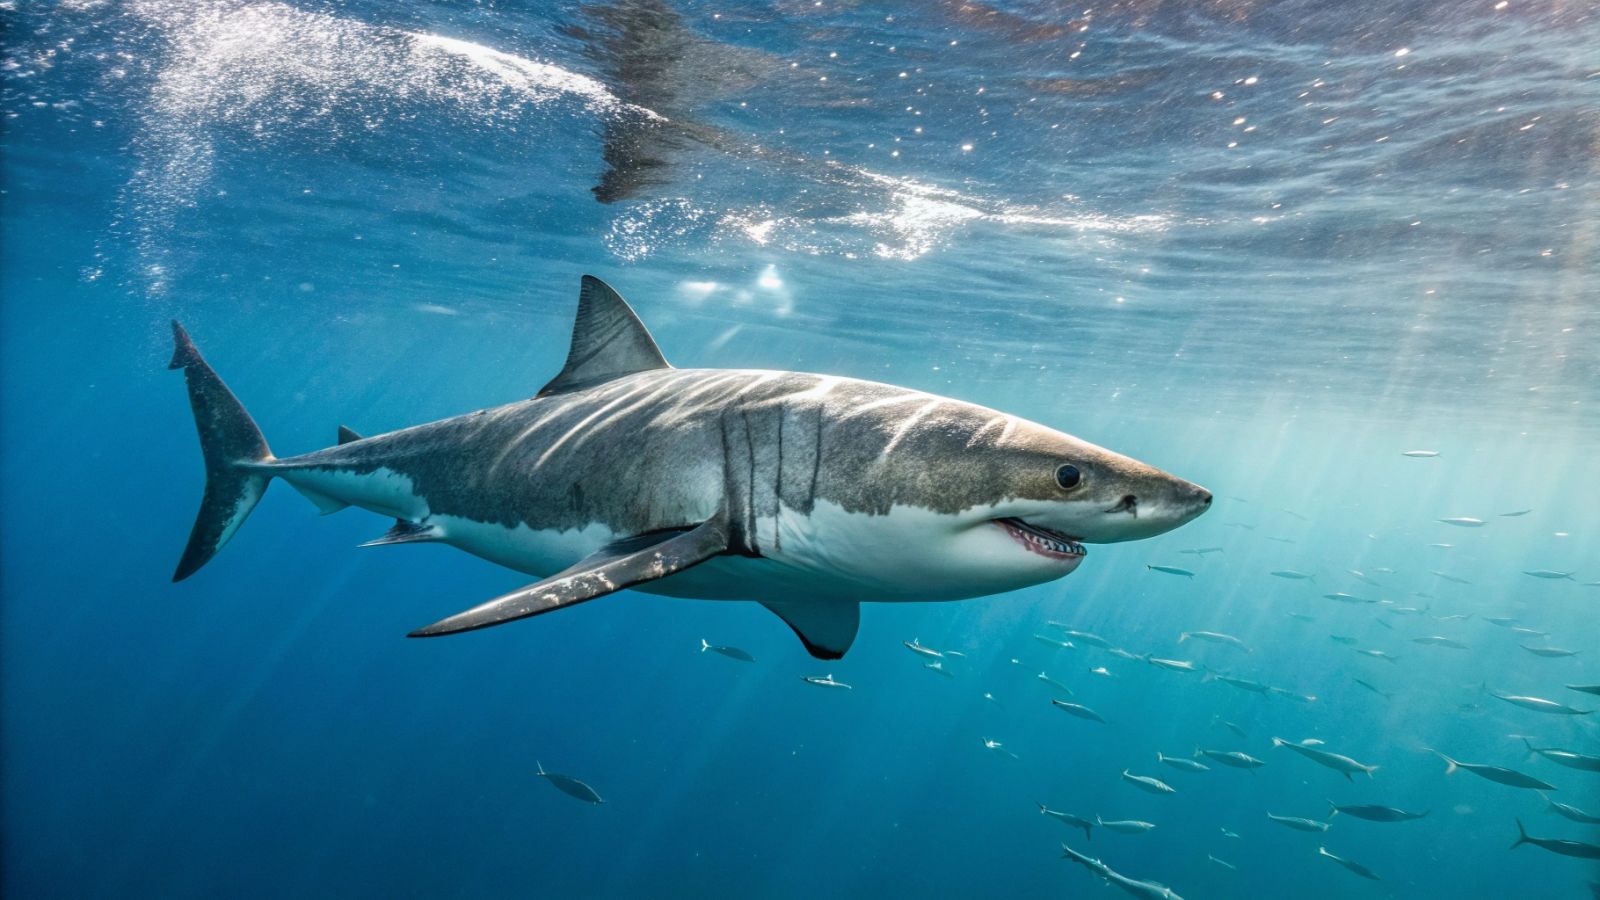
left=566, top=0, right=759, bottom=202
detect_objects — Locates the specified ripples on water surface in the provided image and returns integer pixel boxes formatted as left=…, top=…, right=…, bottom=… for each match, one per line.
left=2, top=2, right=1598, bottom=898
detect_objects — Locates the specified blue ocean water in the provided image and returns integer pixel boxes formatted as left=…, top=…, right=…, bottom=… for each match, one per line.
left=3, top=1, right=1598, bottom=897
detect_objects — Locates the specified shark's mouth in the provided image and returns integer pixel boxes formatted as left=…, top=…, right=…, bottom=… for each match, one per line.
left=995, top=518, right=1086, bottom=561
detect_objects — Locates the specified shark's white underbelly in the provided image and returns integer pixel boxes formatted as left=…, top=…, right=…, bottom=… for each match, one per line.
left=440, top=499, right=1073, bottom=605
left=287, top=468, right=1073, bottom=604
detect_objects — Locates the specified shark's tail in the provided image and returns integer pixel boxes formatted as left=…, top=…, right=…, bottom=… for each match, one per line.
left=169, top=321, right=274, bottom=581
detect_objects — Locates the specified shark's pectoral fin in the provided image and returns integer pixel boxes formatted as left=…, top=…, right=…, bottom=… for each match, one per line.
left=407, top=519, right=729, bottom=638
left=360, top=520, right=442, bottom=547
left=759, top=599, right=860, bottom=660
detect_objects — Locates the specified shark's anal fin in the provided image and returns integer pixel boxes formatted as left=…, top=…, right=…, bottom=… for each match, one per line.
left=537, top=275, right=670, bottom=396
left=760, top=599, right=860, bottom=660
left=337, top=425, right=363, bottom=444
left=360, top=520, right=442, bottom=547
left=407, top=519, right=728, bottom=638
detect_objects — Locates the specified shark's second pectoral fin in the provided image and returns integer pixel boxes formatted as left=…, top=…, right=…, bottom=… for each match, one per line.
left=760, top=599, right=860, bottom=660
left=360, top=520, right=442, bottom=547
left=407, top=519, right=729, bottom=638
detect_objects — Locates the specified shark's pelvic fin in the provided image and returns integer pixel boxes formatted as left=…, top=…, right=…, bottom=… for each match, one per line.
left=337, top=425, right=363, bottom=444
left=537, top=275, right=670, bottom=396
left=759, top=599, right=860, bottom=660
left=168, top=321, right=275, bottom=581
left=293, top=484, right=351, bottom=516
left=360, top=520, right=442, bottom=547
left=407, top=518, right=728, bottom=637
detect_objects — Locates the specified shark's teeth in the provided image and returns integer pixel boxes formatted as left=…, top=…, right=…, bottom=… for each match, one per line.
left=998, top=518, right=1086, bottom=559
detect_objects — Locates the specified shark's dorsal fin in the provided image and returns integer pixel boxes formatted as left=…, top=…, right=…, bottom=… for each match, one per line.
left=337, top=425, right=363, bottom=444
left=760, top=599, right=860, bottom=660
left=538, top=275, right=670, bottom=396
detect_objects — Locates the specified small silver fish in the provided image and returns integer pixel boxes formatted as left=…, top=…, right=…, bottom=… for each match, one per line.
left=1523, top=570, right=1574, bottom=580
left=536, top=761, right=604, bottom=804
left=1538, top=791, right=1600, bottom=825
left=1051, top=699, right=1107, bottom=724
left=1488, top=687, right=1592, bottom=715
left=1038, top=671, right=1073, bottom=694
left=1156, top=752, right=1210, bottom=773
left=1270, top=569, right=1315, bottom=581
left=1212, top=718, right=1248, bottom=739
left=1272, top=738, right=1378, bottom=780
left=1354, top=679, right=1393, bottom=700
left=1318, top=846, right=1379, bottom=880
left=1147, top=564, right=1196, bottom=578
left=1511, top=819, right=1600, bottom=860
left=1437, top=517, right=1484, bottom=527
left=801, top=674, right=852, bottom=689
left=1196, top=748, right=1265, bottom=770
left=1328, top=803, right=1428, bottom=822
left=700, top=639, right=755, bottom=662
left=1203, top=672, right=1270, bottom=694
left=1519, top=738, right=1600, bottom=773
left=1178, top=631, right=1251, bottom=652
left=1521, top=645, right=1580, bottom=658
left=1431, top=750, right=1554, bottom=789
left=1037, top=803, right=1094, bottom=840
left=1401, top=450, right=1439, bottom=458
left=1267, top=812, right=1330, bottom=832
left=981, top=738, right=1018, bottom=760
left=1050, top=626, right=1112, bottom=648
left=1095, top=815, right=1157, bottom=834
left=1122, top=770, right=1177, bottom=795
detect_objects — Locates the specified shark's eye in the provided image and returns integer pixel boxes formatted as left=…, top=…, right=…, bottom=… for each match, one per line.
left=1055, top=464, right=1082, bottom=490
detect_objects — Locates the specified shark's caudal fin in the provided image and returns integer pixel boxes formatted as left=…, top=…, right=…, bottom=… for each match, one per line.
left=537, top=275, right=670, bottom=396
left=168, top=321, right=275, bottom=581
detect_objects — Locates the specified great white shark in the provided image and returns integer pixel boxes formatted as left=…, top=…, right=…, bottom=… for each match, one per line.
left=169, top=276, right=1211, bottom=658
